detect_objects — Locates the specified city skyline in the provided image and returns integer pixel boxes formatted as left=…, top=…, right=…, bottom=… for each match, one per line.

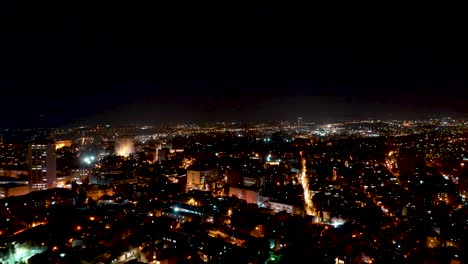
left=0, top=115, right=467, bottom=263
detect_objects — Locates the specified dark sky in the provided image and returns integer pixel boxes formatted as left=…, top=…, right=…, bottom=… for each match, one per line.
left=0, top=3, right=467, bottom=128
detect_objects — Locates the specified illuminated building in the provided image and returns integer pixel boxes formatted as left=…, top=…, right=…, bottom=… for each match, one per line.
left=157, top=148, right=169, bottom=161
left=229, top=185, right=260, bottom=204
left=55, top=140, right=72, bottom=149
left=155, top=142, right=173, bottom=161
left=27, top=142, right=57, bottom=191
left=115, top=137, right=135, bottom=157
left=186, top=165, right=218, bottom=191
left=261, top=198, right=304, bottom=215
left=56, top=169, right=92, bottom=187
left=0, top=168, right=28, bottom=177
left=0, top=183, right=29, bottom=198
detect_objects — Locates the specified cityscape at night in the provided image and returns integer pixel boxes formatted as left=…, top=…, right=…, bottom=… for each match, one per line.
left=1, top=2, right=468, bottom=264
left=0, top=119, right=467, bottom=263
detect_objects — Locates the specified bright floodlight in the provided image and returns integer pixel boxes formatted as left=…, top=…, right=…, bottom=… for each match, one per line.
left=83, top=157, right=92, bottom=164
left=331, top=218, right=346, bottom=228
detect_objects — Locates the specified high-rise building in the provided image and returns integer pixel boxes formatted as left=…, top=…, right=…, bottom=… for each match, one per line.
left=155, top=142, right=173, bottom=162
left=297, top=117, right=303, bottom=127
left=27, top=142, right=57, bottom=191
left=157, top=148, right=169, bottom=161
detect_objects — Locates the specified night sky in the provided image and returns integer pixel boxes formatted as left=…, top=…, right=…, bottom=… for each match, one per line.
left=0, top=3, right=467, bottom=128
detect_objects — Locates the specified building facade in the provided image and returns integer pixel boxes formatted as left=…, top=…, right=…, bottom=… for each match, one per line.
left=28, top=143, right=56, bottom=191
left=229, top=186, right=260, bottom=204
left=55, top=140, right=72, bottom=149
left=186, top=166, right=218, bottom=191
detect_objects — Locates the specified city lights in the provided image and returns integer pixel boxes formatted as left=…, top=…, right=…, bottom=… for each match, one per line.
left=0, top=118, right=467, bottom=263
left=1, top=3, right=467, bottom=262
left=82, top=155, right=95, bottom=165
left=299, top=151, right=315, bottom=215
